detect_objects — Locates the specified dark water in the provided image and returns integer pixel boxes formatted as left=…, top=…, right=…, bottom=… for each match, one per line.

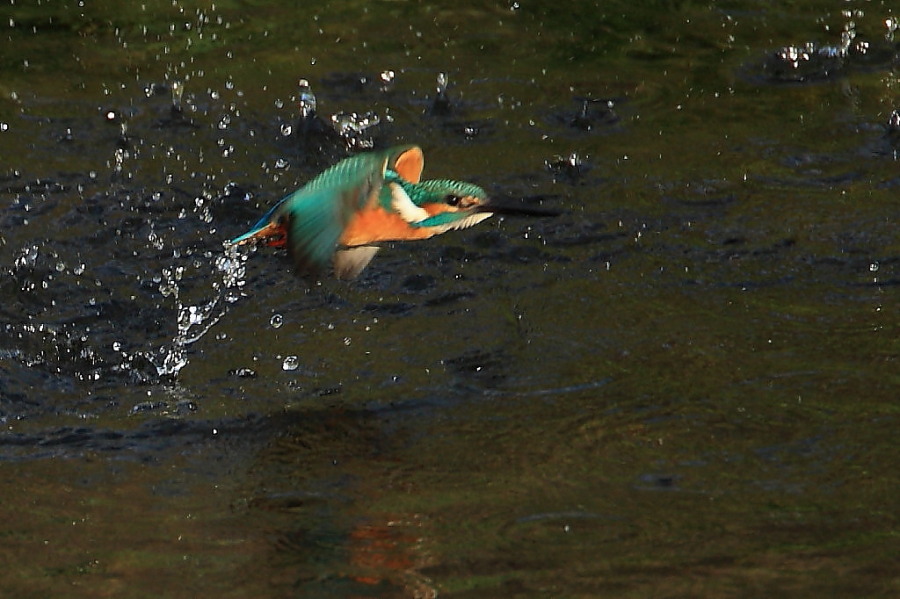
left=1, top=1, right=898, bottom=596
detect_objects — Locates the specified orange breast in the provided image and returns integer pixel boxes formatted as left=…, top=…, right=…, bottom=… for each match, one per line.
left=340, top=207, right=436, bottom=246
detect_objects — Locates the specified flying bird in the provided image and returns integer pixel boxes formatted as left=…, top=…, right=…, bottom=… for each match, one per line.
left=229, top=145, right=557, bottom=279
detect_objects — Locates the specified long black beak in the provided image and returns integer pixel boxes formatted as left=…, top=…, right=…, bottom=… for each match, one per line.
left=476, top=198, right=561, bottom=217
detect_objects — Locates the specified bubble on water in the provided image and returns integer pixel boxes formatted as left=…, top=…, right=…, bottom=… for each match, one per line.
left=280, top=123, right=293, bottom=136
left=270, top=314, right=284, bottom=328
left=869, top=262, right=879, bottom=272
left=282, top=355, right=299, bottom=371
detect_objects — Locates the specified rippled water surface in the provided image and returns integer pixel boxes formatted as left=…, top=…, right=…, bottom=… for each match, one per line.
left=1, top=1, right=898, bottom=597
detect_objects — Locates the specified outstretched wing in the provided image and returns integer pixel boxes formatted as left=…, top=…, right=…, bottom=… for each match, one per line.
left=283, top=145, right=423, bottom=275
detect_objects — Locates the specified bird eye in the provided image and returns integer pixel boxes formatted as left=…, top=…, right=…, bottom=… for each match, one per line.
left=444, top=194, right=461, bottom=206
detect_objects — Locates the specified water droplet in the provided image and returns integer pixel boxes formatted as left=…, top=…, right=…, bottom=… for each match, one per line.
left=270, top=314, right=284, bottom=328
left=330, top=111, right=380, bottom=140
left=131, top=400, right=167, bottom=414
left=379, top=69, right=395, bottom=90
left=889, top=110, right=900, bottom=131
left=436, top=72, right=449, bottom=94
left=187, top=306, right=203, bottom=326
left=282, top=355, right=299, bottom=371
left=229, top=367, right=257, bottom=378
left=171, top=80, right=184, bottom=111
left=297, top=78, right=317, bottom=118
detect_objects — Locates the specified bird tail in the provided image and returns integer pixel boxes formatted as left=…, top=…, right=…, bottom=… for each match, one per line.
left=228, top=195, right=291, bottom=246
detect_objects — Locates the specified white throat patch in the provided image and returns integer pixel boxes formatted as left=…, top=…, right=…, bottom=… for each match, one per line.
left=389, top=182, right=430, bottom=224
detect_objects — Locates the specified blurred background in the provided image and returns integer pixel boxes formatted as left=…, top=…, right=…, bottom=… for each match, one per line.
left=0, top=1, right=897, bottom=596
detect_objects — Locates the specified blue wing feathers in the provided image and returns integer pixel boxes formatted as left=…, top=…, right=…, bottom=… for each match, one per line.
left=230, top=145, right=422, bottom=274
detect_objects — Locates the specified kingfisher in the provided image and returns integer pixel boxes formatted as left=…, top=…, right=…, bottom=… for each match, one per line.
left=228, top=145, right=557, bottom=279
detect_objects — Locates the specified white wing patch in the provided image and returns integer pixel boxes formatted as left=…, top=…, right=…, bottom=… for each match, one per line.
left=389, top=182, right=430, bottom=224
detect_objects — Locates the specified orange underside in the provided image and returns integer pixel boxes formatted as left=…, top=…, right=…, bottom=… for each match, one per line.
left=340, top=207, right=438, bottom=246
left=245, top=211, right=436, bottom=249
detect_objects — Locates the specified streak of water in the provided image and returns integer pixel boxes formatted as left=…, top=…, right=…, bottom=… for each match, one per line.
left=149, top=243, right=247, bottom=378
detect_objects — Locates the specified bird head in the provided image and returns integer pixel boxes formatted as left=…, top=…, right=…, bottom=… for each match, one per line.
left=386, top=174, right=558, bottom=233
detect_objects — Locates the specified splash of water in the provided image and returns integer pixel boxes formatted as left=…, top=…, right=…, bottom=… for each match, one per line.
left=150, top=243, right=247, bottom=377
left=330, top=110, right=380, bottom=149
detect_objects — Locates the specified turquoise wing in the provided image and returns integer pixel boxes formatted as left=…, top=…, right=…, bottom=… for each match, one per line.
left=282, top=145, right=420, bottom=274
